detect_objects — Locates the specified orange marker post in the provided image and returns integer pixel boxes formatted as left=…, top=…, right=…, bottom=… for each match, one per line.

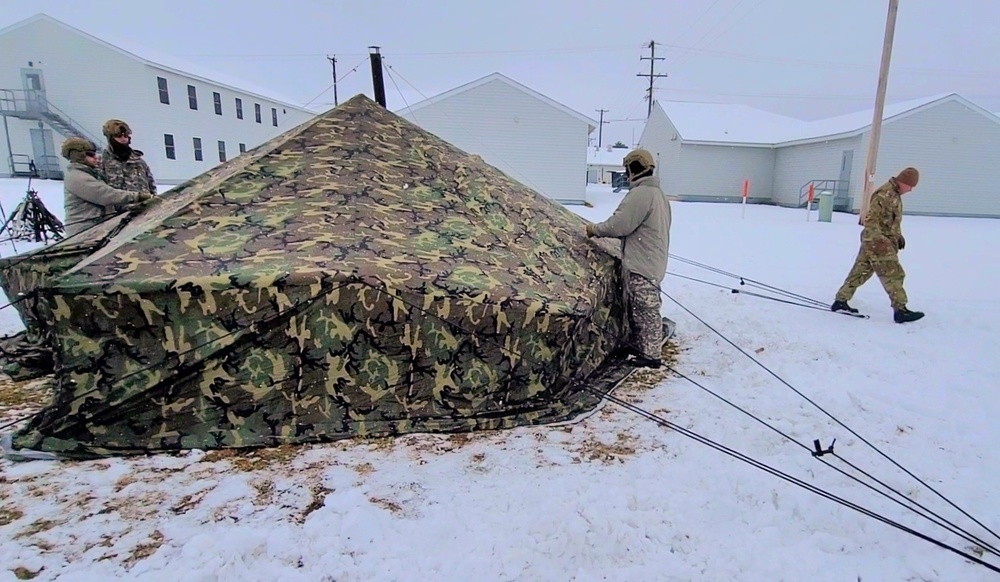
left=741, top=179, right=749, bottom=218
left=806, top=183, right=815, bottom=222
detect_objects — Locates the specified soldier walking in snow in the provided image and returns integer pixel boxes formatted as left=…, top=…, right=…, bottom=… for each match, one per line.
left=831, top=167, right=924, bottom=323
left=61, top=137, right=154, bottom=237
left=587, top=148, right=672, bottom=367
left=99, top=119, right=157, bottom=195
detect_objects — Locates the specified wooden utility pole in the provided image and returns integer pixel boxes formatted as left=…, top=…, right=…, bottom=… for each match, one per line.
left=595, top=108, right=609, bottom=147
left=637, top=41, right=667, bottom=117
left=859, top=0, right=899, bottom=226
left=327, top=55, right=339, bottom=107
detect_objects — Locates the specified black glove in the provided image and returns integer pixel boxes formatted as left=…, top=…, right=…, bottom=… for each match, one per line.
left=897, top=235, right=905, bottom=250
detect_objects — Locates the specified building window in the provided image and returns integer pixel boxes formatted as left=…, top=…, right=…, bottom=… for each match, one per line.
left=213, top=92, right=222, bottom=115
left=271, top=107, right=278, bottom=127
left=188, top=85, right=198, bottom=110
left=193, top=137, right=203, bottom=161
left=157, top=77, right=169, bottom=105
left=218, top=140, right=227, bottom=162
left=239, top=143, right=246, bottom=154
left=235, top=98, right=243, bottom=120
left=254, top=103, right=261, bottom=123
left=163, top=134, right=175, bottom=159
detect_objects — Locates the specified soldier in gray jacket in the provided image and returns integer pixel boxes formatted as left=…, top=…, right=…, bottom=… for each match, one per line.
left=586, top=148, right=672, bottom=368
left=60, top=137, right=154, bottom=237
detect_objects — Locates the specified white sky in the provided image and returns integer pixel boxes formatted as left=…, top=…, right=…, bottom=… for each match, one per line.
left=4, top=0, right=999, bottom=146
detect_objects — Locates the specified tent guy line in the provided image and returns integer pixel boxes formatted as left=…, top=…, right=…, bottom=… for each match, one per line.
left=662, top=290, right=1000, bottom=546
left=666, top=271, right=869, bottom=318
left=666, top=364, right=1000, bottom=557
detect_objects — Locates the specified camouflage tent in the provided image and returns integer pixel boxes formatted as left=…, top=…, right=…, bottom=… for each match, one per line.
left=0, top=94, right=650, bottom=459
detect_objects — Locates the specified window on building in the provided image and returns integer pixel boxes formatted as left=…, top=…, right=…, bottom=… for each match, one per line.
left=193, top=137, right=203, bottom=161
left=254, top=103, right=261, bottom=123
left=213, top=92, right=222, bottom=115
left=163, top=134, right=175, bottom=159
left=271, top=107, right=278, bottom=127
left=157, top=77, right=169, bottom=105
left=218, top=140, right=227, bottom=163
left=188, top=85, right=198, bottom=110
left=235, top=98, right=243, bottom=120
left=239, top=143, right=246, bottom=154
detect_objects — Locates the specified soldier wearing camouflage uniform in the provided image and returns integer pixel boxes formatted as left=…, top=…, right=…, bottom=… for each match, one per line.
left=587, top=148, right=672, bottom=367
left=832, top=167, right=924, bottom=323
left=99, top=119, right=157, bottom=195
left=61, top=137, right=154, bottom=237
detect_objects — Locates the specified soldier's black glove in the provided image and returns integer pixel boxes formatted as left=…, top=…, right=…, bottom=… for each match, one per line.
left=897, top=235, right=905, bottom=250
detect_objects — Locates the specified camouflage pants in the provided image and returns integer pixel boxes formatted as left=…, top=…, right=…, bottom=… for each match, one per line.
left=627, top=272, right=663, bottom=359
left=835, top=236, right=908, bottom=310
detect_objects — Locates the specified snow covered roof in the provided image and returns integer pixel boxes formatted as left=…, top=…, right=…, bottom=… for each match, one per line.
left=396, top=72, right=598, bottom=130
left=658, top=93, right=991, bottom=147
left=587, top=146, right=628, bottom=166
left=657, top=101, right=807, bottom=145
left=0, top=14, right=315, bottom=113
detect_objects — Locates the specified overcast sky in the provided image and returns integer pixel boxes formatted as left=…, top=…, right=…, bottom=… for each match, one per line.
left=5, top=0, right=999, bottom=146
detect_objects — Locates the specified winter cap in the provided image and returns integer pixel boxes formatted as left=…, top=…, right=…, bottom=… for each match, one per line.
left=623, top=148, right=655, bottom=170
left=102, top=119, right=131, bottom=139
left=895, top=167, right=919, bottom=188
left=61, top=137, right=97, bottom=163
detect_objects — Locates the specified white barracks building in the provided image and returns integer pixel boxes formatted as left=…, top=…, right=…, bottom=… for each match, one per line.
left=0, top=14, right=316, bottom=183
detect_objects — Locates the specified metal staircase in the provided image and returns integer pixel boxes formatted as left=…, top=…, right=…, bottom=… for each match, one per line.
left=1, top=89, right=102, bottom=179
left=799, top=179, right=852, bottom=211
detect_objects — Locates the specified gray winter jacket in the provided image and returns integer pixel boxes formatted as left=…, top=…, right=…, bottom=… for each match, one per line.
left=64, top=162, right=143, bottom=236
left=590, top=175, right=672, bottom=285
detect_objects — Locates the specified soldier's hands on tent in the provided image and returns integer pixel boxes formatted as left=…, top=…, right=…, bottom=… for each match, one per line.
left=586, top=224, right=596, bottom=238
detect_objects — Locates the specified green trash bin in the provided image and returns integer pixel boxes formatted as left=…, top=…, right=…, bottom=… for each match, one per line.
left=818, top=191, right=834, bottom=223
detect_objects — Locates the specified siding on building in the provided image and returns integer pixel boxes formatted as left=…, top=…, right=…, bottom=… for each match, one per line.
left=773, top=136, right=860, bottom=207
left=0, top=15, right=315, bottom=184
left=852, top=99, right=1000, bottom=217
left=398, top=74, right=593, bottom=203
left=637, top=105, right=682, bottom=193
left=673, top=144, right=775, bottom=202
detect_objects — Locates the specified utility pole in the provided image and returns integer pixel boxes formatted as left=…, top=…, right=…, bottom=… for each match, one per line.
left=369, top=46, right=387, bottom=108
left=327, top=55, right=338, bottom=107
left=595, top=109, right=609, bottom=147
left=637, top=40, right=667, bottom=117
left=859, top=0, right=899, bottom=226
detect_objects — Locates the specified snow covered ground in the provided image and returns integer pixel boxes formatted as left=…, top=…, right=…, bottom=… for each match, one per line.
left=1, top=178, right=999, bottom=581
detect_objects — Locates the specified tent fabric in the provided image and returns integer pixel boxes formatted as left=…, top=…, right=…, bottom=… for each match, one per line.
left=4, top=94, right=636, bottom=459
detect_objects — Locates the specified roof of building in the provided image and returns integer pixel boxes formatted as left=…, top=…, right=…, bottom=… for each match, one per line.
left=587, top=146, right=628, bottom=166
left=0, top=14, right=315, bottom=113
left=395, top=72, right=598, bottom=130
left=657, top=93, right=995, bottom=146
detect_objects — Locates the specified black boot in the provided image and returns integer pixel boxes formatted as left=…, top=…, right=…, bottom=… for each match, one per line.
left=894, top=307, right=924, bottom=323
left=831, top=300, right=858, bottom=314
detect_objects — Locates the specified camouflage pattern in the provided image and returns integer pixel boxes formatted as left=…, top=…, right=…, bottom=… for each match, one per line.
left=6, top=94, right=633, bottom=459
left=100, top=147, right=157, bottom=195
left=835, top=179, right=908, bottom=310
left=627, top=273, right=663, bottom=359
left=0, top=215, right=132, bottom=379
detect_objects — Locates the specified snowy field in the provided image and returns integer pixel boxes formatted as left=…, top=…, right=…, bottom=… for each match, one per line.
left=1, top=178, right=999, bottom=581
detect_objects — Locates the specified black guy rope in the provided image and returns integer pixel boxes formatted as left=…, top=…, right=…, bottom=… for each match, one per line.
left=663, top=289, right=1000, bottom=546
